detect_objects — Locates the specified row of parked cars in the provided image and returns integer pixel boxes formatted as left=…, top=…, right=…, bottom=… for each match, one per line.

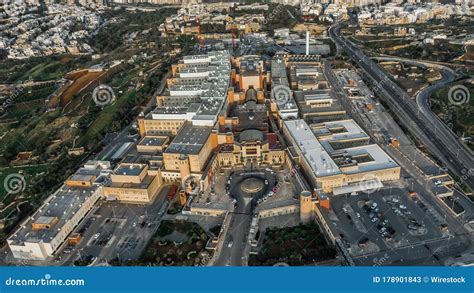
left=257, top=190, right=274, bottom=205
left=362, top=201, right=396, bottom=239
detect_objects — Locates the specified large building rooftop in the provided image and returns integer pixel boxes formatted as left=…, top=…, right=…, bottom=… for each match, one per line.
left=8, top=162, right=109, bottom=249
left=312, top=119, right=370, bottom=152
left=333, top=144, right=399, bottom=174
left=165, top=123, right=213, bottom=155
left=114, top=163, right=146, bottom=176
left=150, top=50, right=231, bottom=127
left=271, top=58, right=299, bottom=117
left=284, top=119, right=341, bottom=177
left=138, top=136, right=168, bottom=147
left=285, top=119, right=399, bottom=178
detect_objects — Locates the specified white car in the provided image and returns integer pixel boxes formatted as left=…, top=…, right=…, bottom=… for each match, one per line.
left=93, top=233, right=100, bottom=239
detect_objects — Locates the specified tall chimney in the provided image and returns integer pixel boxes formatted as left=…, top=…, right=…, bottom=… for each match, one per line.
left=306, top=31, right=310, bottom=56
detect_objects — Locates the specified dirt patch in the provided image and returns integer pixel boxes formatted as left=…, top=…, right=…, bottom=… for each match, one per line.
left=49, top=70, right=105, bottom=108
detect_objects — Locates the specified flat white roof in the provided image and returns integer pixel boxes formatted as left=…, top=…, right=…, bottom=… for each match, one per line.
left=285, top=119, right=341, bottom=177
left=341, top=144, right=399, bottom=174
left=313, top=119, right=369, bottom=142
left=286, top=119, right=398, bottom=178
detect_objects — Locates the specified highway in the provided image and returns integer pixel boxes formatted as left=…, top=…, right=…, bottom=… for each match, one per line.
left=329, top=23, right=474, bottom=191
left=372, top=56, right=460, bottom=121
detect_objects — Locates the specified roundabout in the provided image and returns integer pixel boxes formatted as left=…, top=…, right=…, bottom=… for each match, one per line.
left=227, top=168, right=278, bottom=209
left=241, top=178, right=265, bottom=194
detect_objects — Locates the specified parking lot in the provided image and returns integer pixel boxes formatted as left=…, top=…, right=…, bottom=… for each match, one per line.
left=330, top=184, right=445, bottom=260
left=60, top=185, right=171, bottom=265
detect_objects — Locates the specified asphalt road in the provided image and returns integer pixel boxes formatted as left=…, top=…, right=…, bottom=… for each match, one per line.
left=215, top=189, right=251, bottom=266
left=329, top=23, right=474, bottom=191
left=61, top=185, right=171, bottom=265
left=324, top=46, right=473, bottom=265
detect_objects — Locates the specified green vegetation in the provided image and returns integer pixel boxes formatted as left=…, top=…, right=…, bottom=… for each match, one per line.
left=0, top=6, right=198, bottom=247
left=0, top=165, right=49, bottom=196
left=0, top=55, right=92, bottom=83
left=261, top=4, right=301, bottom=33
left=120, top=221, right=211, bottom=266
left=430, top=81, right=474, bottom=151
left=0, top=151, right=86, bottom=243
left=249, top=222, right=337, bottom=266
left=349, top=17, right=472, bottom=63
left=167, top=202, right=183, bottom=215
left=93, top=8, right=178, bottom=53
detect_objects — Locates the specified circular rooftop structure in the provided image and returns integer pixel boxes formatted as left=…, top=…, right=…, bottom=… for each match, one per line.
left=239, top=129, right=264, bottom=143
left=245, top=87, right=258, bottom=103
left=241, top=178, right=265, bottom=194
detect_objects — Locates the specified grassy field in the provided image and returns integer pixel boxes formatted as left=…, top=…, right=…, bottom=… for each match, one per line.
left=0, top=165, right=49, bottom=197
left=78, top=90, right=136, bottom=147
left=0, top=55, right=93, bottom=83
left=430, top=81, right=474, bottom=150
